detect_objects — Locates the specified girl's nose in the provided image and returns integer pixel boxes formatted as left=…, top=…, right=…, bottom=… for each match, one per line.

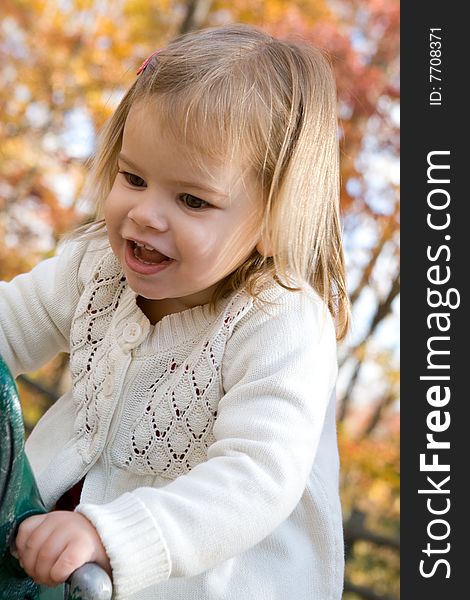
left=127, top=197, right=169, bottom=232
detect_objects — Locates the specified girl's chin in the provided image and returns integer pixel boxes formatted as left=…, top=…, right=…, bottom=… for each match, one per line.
left=124, top=272, right=169, bottom=299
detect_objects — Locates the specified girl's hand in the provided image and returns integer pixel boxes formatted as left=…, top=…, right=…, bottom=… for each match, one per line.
left=15, top=511, right=111, bottom=587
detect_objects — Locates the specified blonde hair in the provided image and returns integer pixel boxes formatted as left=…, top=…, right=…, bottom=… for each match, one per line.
left=78, top=23, right=350, bottom=339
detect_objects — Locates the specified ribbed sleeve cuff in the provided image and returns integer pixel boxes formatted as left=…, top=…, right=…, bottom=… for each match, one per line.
left=76, top=493, right=171, bottom=598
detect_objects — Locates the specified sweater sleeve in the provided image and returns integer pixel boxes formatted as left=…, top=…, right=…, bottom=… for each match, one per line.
left=76, top=290, right=338, bottom=599
left=0, top=238, right=99, bottom=377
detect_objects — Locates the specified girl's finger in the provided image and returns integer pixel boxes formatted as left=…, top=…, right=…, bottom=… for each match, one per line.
left=16, top=515, right=50, bottom=575
left=15, top=514, right=47, bottom=551
left=49, top=539, right=89, bottom=584
left=32, top=532, right=70, bottom=585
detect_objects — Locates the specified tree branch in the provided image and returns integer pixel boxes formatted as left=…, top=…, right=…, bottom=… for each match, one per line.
left=180, top=0, right=214, bottom=34
left=338, top=271, right=400, bottom=422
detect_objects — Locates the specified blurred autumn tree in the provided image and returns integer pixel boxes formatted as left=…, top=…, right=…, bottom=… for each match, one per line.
left=0, top=0, right=399, bottom=598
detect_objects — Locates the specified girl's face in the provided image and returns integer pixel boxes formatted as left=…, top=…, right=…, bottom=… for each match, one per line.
left=104, top=102, right=263, bottom=316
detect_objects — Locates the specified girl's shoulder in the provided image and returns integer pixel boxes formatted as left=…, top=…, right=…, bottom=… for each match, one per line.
left=245, top=280, right=332, bottom=324
left=56, top=234, right=113, bottom=292
left=229, top=281, right=336, bottom=349
left=222, top=282, right=338, bottom=390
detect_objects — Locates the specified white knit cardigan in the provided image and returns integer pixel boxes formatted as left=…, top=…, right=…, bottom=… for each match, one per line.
left=0, top=238, right=344, bottom=600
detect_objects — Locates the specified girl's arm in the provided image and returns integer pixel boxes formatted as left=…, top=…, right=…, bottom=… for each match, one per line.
left=76, top=290, right=338, bottom=599
left=0, top=239, right=97, bottom=376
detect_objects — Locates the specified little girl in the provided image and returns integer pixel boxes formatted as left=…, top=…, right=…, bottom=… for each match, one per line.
left=0, top=23, right=349, bottom=600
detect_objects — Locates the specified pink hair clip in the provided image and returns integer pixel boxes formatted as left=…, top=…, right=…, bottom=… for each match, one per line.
left=137, top=49, right=160, bottom=75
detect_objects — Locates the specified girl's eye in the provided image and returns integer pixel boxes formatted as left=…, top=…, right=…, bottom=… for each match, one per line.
left=118, top=171, right=147, bottom=188
left=179, top=193, right=210, bottom=210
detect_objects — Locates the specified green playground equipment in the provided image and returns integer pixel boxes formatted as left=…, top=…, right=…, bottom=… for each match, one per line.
left=0, top=355, right=112, bottom=600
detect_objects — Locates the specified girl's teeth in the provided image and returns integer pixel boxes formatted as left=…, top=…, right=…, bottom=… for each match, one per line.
left=132, top=240, right=171, bottom=265
left=135, top=241, right=156, bottom=251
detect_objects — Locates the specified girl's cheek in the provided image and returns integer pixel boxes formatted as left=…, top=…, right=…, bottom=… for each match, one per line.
left=104, top=190, right=122, bottom=223
left=188, top=233, right=217, bottom=260
left=103, top=201, right=110, bottom=223
left=103, top=191, right=114, bottom=218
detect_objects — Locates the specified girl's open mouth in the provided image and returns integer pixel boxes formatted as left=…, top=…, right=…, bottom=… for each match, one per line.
left=133, top=241, right=172, bottom=265
left=125, top=240, right=174, bottom=275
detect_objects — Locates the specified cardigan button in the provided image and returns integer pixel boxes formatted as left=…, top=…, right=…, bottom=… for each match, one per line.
left=123, top=322, right=142, bottom=343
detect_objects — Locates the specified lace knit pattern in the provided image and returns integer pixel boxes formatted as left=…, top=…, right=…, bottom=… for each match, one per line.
left=122, top=315, right=245, bottom=479
left=70, top=253, right=127, bottom=462
left=69, top=250, right=253, bottom=477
